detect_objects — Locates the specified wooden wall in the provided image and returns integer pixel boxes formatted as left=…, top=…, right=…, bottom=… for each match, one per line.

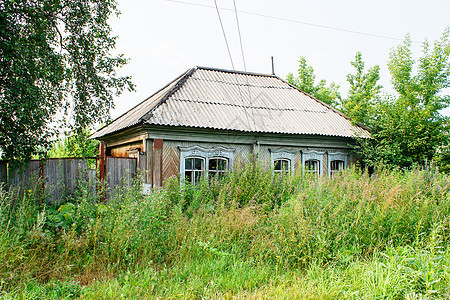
left=110, top=141, right=143, bottom=157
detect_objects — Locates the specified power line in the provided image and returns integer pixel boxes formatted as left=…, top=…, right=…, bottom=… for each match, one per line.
left=213, top=0, right=253, bottom=130
left=232, top=0, right=247, bottom=72
left=213, top=0, right=235, bottom=70
left=166, top=0, right=422, bottom=44
left=232, top=0, right=256, bottom=129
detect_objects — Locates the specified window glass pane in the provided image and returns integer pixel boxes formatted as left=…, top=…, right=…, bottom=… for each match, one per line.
left=185, top=158, right=193, bottom=170
left=194, top=158, right=203, bottom=170
left=217, top=159, right=227, bottom=170
left=209, top=159, right=217, bottom=170
left=331, top=160, right=344, bottom=174
left=281, top=160, right=289, bottom=170
left=208, top=158, right=228, bottom=180
left=305, top=160, right=319, bottom=173
left=194, top=171, right=203, bottom=183
left=185, top=170, right=193, bottom=183
left=274, top=160, right=282, bottom=170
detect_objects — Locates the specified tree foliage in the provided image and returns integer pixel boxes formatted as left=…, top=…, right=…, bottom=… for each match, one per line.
left=286, top=57, right=341, bottom=107
left=0, top=0, right=133, bottom=163
left=357, top=30, right=450, bottom=169
left=341, top=52, right=381, bottom=127
left=48, top=128, right=99, bottom=158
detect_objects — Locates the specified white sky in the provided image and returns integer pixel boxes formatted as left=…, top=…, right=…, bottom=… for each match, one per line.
left=107, top=0, right=450, bottom=121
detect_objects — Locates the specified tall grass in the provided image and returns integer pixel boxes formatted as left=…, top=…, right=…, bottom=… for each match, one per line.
left=1, top=163, right=450, bottom=298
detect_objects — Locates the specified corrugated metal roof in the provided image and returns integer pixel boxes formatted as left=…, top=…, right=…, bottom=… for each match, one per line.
left=91, top=66, right=370, bottom=139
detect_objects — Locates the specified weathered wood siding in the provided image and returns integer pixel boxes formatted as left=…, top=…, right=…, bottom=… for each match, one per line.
left=9, top=160, right=41, bottom=188
left=2, top=157, right=138, bottom=201
left=44, top=159, right=96, bottom=202
left=162, top=140, right=253, bottom=182
left=162, top=140, right=351, bottom=180
left=106, top=157, right=137, bottom=197
left=110, top=141, right=143, bottom=157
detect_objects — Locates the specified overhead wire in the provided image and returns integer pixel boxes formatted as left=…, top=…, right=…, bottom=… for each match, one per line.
left=232, top=0, right=256, bottom=130
left=232, top=0, right=246, bottom=72
left=166, top=0, right=422, bottom=44
left=213, top=0, right=235, bottom=70
left=213, top=0, right=253, bottom=131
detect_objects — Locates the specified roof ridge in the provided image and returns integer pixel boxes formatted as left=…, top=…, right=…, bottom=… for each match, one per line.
left=190, top=76, right=291, bottom=89
left=196, top=66, right=278, bottom=78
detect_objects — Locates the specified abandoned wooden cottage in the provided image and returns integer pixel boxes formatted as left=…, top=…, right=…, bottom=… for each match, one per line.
left=90, top=66, right=371, bottom=187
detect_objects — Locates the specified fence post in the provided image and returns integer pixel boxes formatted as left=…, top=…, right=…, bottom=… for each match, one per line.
left=39, top=160, right=45, bottom=201
left=99, top=141, right=107, bottom=201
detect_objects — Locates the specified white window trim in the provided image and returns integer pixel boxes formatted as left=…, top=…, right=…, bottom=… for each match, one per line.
left=328, top=151, right=348, bottom=176
left=302, top=149, right=325, bottom=176
left=270, top=148, right=297, bottom=173
left=179, top=145, right=235, bottom=182
left=183, top=157, right=205, bottom=184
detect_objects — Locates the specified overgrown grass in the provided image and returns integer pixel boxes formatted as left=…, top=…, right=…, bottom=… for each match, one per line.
left=1, top=163, right=450, bottom=299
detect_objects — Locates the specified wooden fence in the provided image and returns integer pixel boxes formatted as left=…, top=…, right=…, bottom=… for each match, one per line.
left=0, top=156, right=139, bottom=202
left=106, top=157, right=137, bottom=198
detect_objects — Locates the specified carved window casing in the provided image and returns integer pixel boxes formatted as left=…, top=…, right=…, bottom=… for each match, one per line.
left=328, top=152, right=348, bottom=176
left=302, top=149, right=325, bottom=176
left=179, top=145, right=235, bottom=183
left=270, top=148, right=297, bottom=174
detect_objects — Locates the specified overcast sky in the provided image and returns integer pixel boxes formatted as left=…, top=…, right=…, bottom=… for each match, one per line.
left=107, top=0, right=450, bottom=121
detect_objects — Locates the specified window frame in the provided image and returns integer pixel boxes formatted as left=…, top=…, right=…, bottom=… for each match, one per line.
left=184, top=157, right=205, bottom=184
left=273, top=158, right=291, bottom=175
left=208, top=157, right=228, bottom=179
left=270, top=148, right=296, bottom=174
left=327, top=151, right=348, bottom=176
left=179, top=145, right=235, bottom=184
left=302, top=149, right=325, bottom=176
left=304, top=159, right=320, bottom=175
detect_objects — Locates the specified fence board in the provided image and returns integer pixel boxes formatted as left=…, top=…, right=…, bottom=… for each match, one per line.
left=44, top=159, right=94, bottom=202
left=106, top=157, right=137, bottom=198
left=4, top=156, right=139, bottom=202
left=9, top=160, right=41, bottom=189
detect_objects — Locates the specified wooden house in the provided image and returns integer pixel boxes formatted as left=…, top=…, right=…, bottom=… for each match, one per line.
left=90, top=67, right=370, bottom=187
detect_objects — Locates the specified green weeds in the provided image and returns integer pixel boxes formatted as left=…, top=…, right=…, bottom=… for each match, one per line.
left=1, top=164, right=450, bottom=298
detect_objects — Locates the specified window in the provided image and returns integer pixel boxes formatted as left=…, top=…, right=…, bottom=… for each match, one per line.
left=208, top=158, right=228, bottom=179
left=305, top=159, right=319, bottom=175
left=179, top=145, right=235, bottom=184
left=270, top=148, right=296, bottom=174
left=274, top=159, right=290, bottom=174
left=302, top=150, right=324, bottom=176
left=330, top=160, right=344, bottom=176
left=327, top=152, right=348, bottom=176
left=184, top=157, right=204, bottom=184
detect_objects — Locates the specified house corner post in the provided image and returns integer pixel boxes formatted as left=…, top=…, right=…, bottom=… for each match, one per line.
left=144, top=139, right=153, bottom=186
left=153, top=139, right=163, bottom=188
